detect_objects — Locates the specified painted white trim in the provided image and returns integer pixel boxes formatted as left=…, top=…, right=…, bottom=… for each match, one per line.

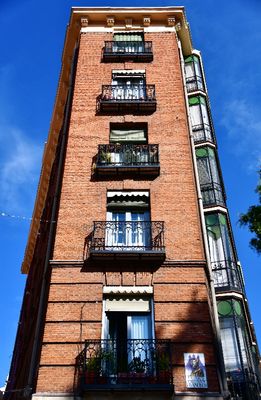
left=81, top=27, right=113, bottom=33
left=144, top=26, right=176, bottom=33
left=216, top=292, right=244, bottom=300
left=80, top=26, right=178, bottom=33
left=203, top=206, right=228, bottom=214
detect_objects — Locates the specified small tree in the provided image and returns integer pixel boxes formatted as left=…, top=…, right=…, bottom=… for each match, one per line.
left=239, top=170, right=261, bottom=254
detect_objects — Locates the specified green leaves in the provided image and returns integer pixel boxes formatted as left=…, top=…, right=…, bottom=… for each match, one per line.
left=239, top=170, right=261, bottom=254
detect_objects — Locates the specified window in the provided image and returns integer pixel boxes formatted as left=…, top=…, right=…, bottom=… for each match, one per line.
left=218, top=300, right=251, bottom=373
left=102, top=287, right=154, bottom=370
left=110, top=123, right=147, bottom=143
left=196, top=147, right=224, bottom=206
left=113, top=32, right=144, bottom=53
left=205, top=213, right=241, bottom=289
left=184, top=55, right=204, bottom=92
left=111, top=70, right=146, bottom=100
left=106, top=191, right=150, bottom=249
left=189, top=96, right=213, bottom=142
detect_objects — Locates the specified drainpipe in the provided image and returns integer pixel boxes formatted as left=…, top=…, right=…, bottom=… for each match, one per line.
left=177, top=40, right=229, bottom=398
left=26, top=44, right=78, bottom=398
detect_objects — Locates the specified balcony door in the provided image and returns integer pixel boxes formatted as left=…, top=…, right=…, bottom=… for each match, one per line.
left=106, top=211, right=150, bottom=249
left=106, top=311, right=152, bottom=373
left=113, top=32, right=144, bottom=53
left=112, top=74, right=145, bottom=100
left=109, top=126, right=147, bottom=165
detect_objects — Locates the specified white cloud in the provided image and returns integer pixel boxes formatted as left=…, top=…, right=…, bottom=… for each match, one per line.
left=221, top=99, right=261, bottom=170
left=0, top=126, right=42, bottom=212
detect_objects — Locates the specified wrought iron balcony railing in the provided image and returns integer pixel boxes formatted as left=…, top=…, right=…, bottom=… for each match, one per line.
left=96, top=144, right=160, bottom=176
left=99, top=85, right=156, bottom=113
left=212, top=260, right=245, bottom=294
left=192, top=123, right=215, bottom=144
left=103, top=41, right=153, bottom=61
left=76, top=339, right=173, bottom=391
left=226, top=370, right=261, bottom=400
left=186, top=75, right=205, bottom=93
left=200, top=182, right=226, bottom=207
left=88, top=221, right=165, bottom=260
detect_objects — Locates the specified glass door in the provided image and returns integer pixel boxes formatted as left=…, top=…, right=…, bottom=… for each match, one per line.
left=106, top=211, right=150, bottom=250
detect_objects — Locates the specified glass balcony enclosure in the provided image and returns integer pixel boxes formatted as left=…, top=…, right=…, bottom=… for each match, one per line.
left=189, top=96, right=214, bottom=144
left=218, top=300, right=261, bottom=399
left=196, top=147, right=225, bottom=207
left=185, top=54, right=205, bottom=93
left=205, top=213, right=244, bottom=293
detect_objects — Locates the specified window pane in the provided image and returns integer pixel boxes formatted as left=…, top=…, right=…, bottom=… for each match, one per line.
left=220, top=317, right=242, bottom=371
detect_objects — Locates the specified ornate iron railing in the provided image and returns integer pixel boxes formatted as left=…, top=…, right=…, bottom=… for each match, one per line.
left=97, top=144, right=159, bottom=167
left=226, top=370, right=261, bottom=400
left=100, top=84, right=156, bottom=102
left=104, top=41, right=153, bottom=56
left=200, top=182, right=225, bottom=207
left=212, top=260, right=245, bottom=293
left=76, top=339, right=173, bottom=389
left=89, top=221, right=165, bottom=253
left=192, top=123, right=214, bottom=144
left=186, top=75, right=204, bottom=93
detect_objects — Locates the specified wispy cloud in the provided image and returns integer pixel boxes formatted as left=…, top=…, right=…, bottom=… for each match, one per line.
left=221, top=99, right=261, bottom=170
left=0, top=126, right=42, bottom=213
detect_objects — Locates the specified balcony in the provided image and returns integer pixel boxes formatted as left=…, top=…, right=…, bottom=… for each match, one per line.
left=103, top=41, right=153, bottom=62
left=227, top=371, right=261, bottom=400
left=186, top=75, right=205, bottom=93
left=98, top=85, right=156, bottom=114
left=201, top=182, right=226, bottom=207
left=192, top=123, right=214, bottom=144
left=88, top=221, right=165, bottom=261
left=212, top=260, right=245, bottom=294
left=76, top=339, right=173, bottom=392
left=95, top=144, right=160, bottom=177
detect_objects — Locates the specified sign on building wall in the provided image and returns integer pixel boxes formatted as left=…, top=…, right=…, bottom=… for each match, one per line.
left=184, top=353, right=208, bottom=388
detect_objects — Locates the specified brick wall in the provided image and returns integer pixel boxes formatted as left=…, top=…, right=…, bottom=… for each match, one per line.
left=33, top=31, right=221, bottom=395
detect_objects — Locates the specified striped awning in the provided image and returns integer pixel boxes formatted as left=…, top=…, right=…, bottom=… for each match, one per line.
left=107, top=191, right=149, bottom=198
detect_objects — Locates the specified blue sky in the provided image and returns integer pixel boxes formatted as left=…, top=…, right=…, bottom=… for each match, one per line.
left=0, top=0, right=260, bottom=387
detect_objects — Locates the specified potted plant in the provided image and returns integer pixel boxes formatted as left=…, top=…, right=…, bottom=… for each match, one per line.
left=100, top=150, right=111, bottom=164
left=128, top=356, right=149, bottom=384
left=156, top=353, right=171, bottom=383
left=85, top=356, right=101, bottom=384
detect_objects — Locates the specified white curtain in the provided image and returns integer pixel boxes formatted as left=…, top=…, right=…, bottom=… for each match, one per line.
left=190, top=104, right=201, bottom=127
left=185, top=62, right=194, bottom=79
left=106, top=211, right=149, bottom=249
left=128, top=315, right=150, bottom=364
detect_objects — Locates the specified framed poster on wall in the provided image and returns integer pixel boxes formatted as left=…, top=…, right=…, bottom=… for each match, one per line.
left=184, top=353, right=208, bottom=388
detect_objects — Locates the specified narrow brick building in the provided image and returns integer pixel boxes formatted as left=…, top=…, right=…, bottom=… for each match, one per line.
left=5, top=6, right=261, bottom=400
